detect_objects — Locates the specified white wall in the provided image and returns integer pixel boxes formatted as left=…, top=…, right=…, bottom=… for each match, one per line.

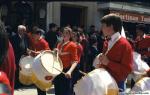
left=46, top=2, right=98, bottom=31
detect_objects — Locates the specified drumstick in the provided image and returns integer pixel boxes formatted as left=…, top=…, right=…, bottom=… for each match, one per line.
left=79, top=70, right=87, bottom=76
left=52, top=67, right=66, bottom=75
left=53, top=66, right=87, bottom=76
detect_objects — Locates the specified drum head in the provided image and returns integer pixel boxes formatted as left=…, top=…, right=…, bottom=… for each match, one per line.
left=19, top=56, right=34, bottom=69
left=41, top=51, right=63, bottom=76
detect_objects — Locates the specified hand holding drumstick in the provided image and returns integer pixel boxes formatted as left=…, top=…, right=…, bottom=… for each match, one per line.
left=98, top=53, right=110, bottom=66
left=27, top=48, right=41, bottom=57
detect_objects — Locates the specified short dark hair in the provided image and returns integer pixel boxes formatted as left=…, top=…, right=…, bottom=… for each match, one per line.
left=49, top=23, right=57, bottom=29
left=89, top=35, right=97, bottom=45
left=0, top=31, right=9, bottom=64
left=101, top=14, right=122, bottom=32
left=32, top=28, right=42, bottom=35
left=136, top=24, right=147, bottom=33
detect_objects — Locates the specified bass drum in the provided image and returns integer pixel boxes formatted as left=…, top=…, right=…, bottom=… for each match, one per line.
left=32, top=50, right=63, bottom=91
left=74, top=68, right=119, bottom=95
left=19, top=56, right=34, bottom=85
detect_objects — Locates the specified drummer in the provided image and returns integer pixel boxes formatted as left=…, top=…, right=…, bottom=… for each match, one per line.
left=98, top=14, right=133, bottom=93
left=29, top=28, right=50, bottom=56
left=53, top=27, right=79, bottom=95
left=28, top=28, right=50, bottom=95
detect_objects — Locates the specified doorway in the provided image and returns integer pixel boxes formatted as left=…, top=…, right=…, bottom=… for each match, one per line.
left=60, top=5, right=86, bottom=27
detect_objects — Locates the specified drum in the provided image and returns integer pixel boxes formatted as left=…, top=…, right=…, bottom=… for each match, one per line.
left=32, top=50, right=63, bottom=91
left=131, top=77, right=150, bottom=92
left=19, top=56, right=34, bottom=85
left=127, top=52, right=149, bottom=85
left=93, top=53, right=102, bottom=68
left=74, top=68, right=119, bottom=95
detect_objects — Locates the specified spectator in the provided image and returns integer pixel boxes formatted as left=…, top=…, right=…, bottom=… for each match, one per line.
left=45, top=23, right=58, bottom=50
left=10, top=25, right=29, bottom=89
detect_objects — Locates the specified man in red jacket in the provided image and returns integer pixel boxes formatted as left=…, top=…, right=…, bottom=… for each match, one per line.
left=99, top=14, right=133, bottom=93
left=135, top=24, right=150, bottom=65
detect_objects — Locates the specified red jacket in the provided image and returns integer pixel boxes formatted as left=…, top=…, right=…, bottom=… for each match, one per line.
left=31, top=38, right=50, bottom=51
left=0, top=71, right=11, bottom=94
left=57, top=41, right=78, bottom=69
left=102, top=37, right=133, bottom=83
left=0, top=42, right=16, bottom=95
left=135, top=35, right=150, bottom=57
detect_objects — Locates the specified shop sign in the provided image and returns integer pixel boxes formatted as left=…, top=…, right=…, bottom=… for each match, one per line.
left=110, top=10, right=150, bottom=24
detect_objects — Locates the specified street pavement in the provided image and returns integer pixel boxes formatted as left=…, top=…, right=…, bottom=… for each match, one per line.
left=14, top=85, right=55, bottom=95
left=14, top=85, right=131, bottom=95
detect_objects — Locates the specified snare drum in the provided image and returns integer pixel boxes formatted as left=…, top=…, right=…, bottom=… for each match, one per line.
left=131, top=77, right=150, bottom=92
left=74, top=68, right=119, bottom=95
left=32, top=50, right=63, bottom=91
left=19, top=56, right=34, bottom=85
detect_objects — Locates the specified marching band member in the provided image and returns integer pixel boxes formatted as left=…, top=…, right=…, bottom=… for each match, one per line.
left=0, top=71, right=12, bottom=95
left=135, top=24, right=150, bottom=66
left=53, top=27, right=78, bottom=95
left=0, top=29, right=16, bottom=95
left=29, top=28, right=50, bottom=57
left=98, top=14, right=133, bottom=93
left=28, top=28, right=50, bottom=95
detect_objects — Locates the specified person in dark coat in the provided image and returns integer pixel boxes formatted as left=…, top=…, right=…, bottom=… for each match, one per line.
left=87, top=35, right=99, bottom=72
left=45, top=23, right=58, bottom=50
left=10, top=25, right=29, bottom=89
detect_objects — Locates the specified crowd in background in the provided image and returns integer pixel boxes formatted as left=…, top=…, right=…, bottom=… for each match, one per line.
left=0, top=13, right=150, bottom=95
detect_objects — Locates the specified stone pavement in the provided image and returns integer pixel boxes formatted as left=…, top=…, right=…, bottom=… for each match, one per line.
left=14, top=85, right=131, bottom=95
left=14, top=85, right=55, bottom=95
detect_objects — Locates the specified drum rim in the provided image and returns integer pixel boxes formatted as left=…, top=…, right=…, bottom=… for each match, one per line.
left=40, top=51, right=63, bottom=75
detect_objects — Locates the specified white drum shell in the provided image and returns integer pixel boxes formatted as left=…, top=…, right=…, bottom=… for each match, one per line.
left=32, top=51, right=63, bottom=83
left=127, top=52, right=149, bottom=84
left=74, top=68, right=118, bottom=95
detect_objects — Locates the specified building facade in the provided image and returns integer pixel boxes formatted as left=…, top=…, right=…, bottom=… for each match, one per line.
left=97, top=2, right=150, bottom=39
left=46, top=2, right=98, bottom=31
left=0, top=1, right=98, bottom=32
left=0, top=1, right=150, bottom=35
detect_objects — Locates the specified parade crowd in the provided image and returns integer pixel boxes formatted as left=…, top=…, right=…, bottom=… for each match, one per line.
left=0, top=14, right=150, bottom=95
